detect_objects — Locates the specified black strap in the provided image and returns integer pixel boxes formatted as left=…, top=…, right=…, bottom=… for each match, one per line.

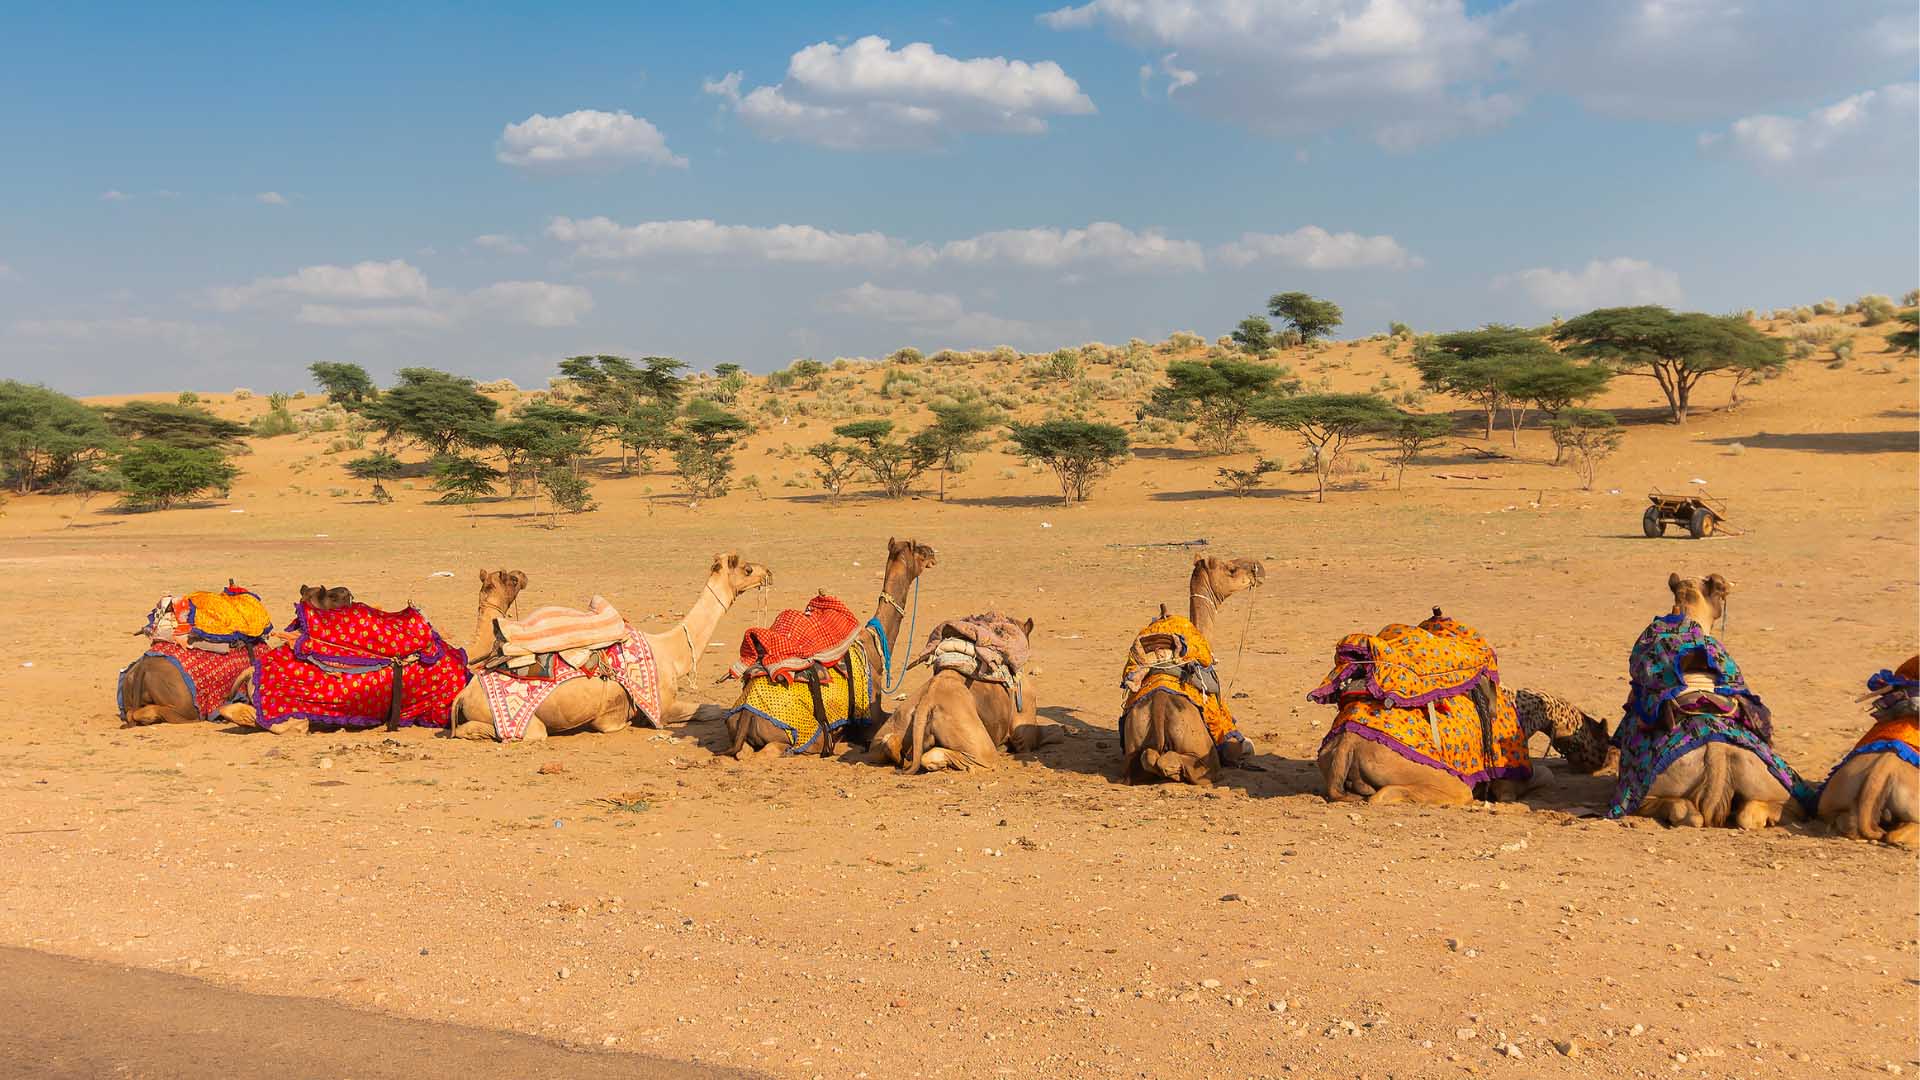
left=803, top=667, right=830, bottom=755
left=385, top=658, right=404, bottom=732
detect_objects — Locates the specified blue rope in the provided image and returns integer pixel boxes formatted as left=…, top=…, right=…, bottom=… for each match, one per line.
left=876, top=578, right=919, bottom=695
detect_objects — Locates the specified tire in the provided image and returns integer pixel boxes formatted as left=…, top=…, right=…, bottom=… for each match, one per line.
left=1642, top=506, right=1665, bottom=537
left=1688, top=507, right=1714, bottom=538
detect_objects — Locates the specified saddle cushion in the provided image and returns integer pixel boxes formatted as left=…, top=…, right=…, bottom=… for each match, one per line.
left=727, top=645, right=873, bottom=752
left=1120, top=614, right=1241, bottom=747
left=1309, top=616, right=1528, bottom=786
left=141, top=586, right=273, bottom=646
left=1607, top=614, right=1807, bottom=817
left=729, top=594, right=864, bottom=685
left=476, top=625, right=662, bottom=741
left=117, top=640, right=254, bottom=721
left=495, top=596, right=627, bottom=667
left=910, top=613, right=1032, bottom=676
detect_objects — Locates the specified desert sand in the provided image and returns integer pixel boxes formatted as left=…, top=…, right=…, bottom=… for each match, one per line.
left=1, top=316, right=1915, bottom=1078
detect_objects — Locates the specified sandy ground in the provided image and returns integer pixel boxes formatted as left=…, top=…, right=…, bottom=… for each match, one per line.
left=1, top=322, right=1915, bottom=1078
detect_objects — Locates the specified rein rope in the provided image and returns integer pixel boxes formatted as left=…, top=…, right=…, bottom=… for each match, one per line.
left=872, top=577, right=919, bottom=695
left=1222, top=585, right=1255, bottom=695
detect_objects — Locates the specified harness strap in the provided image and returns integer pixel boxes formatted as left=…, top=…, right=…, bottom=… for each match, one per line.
left=802, top=666, right=829, bottom=754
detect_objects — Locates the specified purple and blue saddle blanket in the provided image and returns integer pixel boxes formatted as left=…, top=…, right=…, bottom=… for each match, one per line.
left=1606, top=614, right=1819, bottom=818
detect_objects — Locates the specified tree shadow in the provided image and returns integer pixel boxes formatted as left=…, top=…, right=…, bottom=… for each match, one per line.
left=1147, top=486, right=1313, bottom=502
left=1704, top=430, right=1918, bottom=454
left=947, top=493, right=1068, bottom=509
left=1130, top=446, right=1212, bottom=461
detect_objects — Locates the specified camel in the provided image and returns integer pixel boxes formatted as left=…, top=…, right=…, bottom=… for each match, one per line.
left=1319, top=685, right=1611, bottom=806
left=725, top=537, right=936, bottom=758
left=866, top=615, right=1056, bottom=773
left=1625, top=573, right=1796, bottom=829
left=447, top=555, right=772, bottom=741
left=1120, top=555, right=1264, bottom=786
left=117, top=650, right=256, bottom=727
left=1815, top=656, right=1918, bottom=848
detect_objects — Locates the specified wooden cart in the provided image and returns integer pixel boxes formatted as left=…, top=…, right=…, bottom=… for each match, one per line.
left=1643, top=489, right=1732, bottom=539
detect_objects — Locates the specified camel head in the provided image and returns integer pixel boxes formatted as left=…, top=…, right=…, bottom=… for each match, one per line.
left=709, top=552, right=772, bottom=597
left=886, top=537, right=938, bottom=581
left=1667, top=571, right=1730, bottom=629
left=1194, top=555, right=1265, bottom=604
left=299, top=584, right=355, bottom=611
left=477, top=570, right=528, bottom=612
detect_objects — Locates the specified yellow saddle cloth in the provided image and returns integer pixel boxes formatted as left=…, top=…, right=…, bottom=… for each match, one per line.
left=729, top=645, right=874, bottom=752
left=175, top=588, right=273, bottom=643
left=1120, top=614, right=1239, bottom=746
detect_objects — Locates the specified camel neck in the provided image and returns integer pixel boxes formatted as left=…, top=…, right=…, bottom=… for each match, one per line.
left=470, top=598, right=511, bottom=662
left=672, top=576, right=735, bottom=673
left=872, top=561, right=916, bottom=646
left=1188, top=566, right=1220, bottom=643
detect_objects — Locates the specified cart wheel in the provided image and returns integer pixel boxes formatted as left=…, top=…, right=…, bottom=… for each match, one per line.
left=1642, top=506, right=1665, bottom=537
left=1688, top=508, right=1715, bottom=538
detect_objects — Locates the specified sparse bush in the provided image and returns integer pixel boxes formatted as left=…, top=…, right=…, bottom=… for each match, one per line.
left=1162, top=331, right=1205, bottom=353
left=1388, top=321, right=1413, bottom=339
left=345, top=450, right=402, bottom=503
left=1029, top=349, right=1081, bottom=383
left=176, top=391, right=200, bottom=406
left=1549, top=409, right=1623, bottom=491
left=1902, top=289, right=1919, bottom=307
left=539, top=466, right=596, bottom=516
left=1214, top=458, right=1279, bottom=497
left=888, top=347, right=924, bottom=366
left=1811, top=298, right=1839, bottom=316
left=232, top=387, right=253, bottom=400
left=1791, top=306, right=1814, bottom=323
left=671, top=400, right=750, bottom=500
left=1857, top=294, right=1896, bottom=326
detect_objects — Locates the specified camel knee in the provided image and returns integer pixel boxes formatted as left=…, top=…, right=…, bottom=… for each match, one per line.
left=453, top=721, right=499, bottom=742
left=1735, top=800, right=1783, bottom=830
left=270, top=718, right=309, bottom=736
left=1884, top=822, right=1920, bottom=849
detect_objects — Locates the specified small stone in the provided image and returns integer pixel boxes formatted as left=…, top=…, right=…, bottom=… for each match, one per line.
left=1201, top=979, right=1222, bottom=989
left=695, top=880, right=710, bottom=888
left=1219, top=893, right=1243, bottom=902
left=557, top=966, right=571, bottom=980
left=317, top=757, right=334, bottom=770
left=1455, top=1028, right=1477, bottom=1041
left=1555, top=1039, right=1579, bottom=1058
left=1502, top=1044, right=1523, bottom=1059
left=1268, top=1000, right=1288, bottom=1014
left=1673, top=1052, right=1688, bottom=1064
left=1629, top=1024, right=1645, bottom=1037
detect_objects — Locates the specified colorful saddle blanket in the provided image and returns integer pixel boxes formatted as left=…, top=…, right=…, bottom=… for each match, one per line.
left=1606, top=614, right=1807, bottom=817
left=251, top=601, right=468, bottom=730
left=728, top=643, right=874, bottom=753
left=117, top=639, right=254, bottom=721
left=476, top=625, right=662, bottom=741
left=729, top=594, right=863, bottom=685
left=494, top=596, right=628, bottom=671
left=1308, top=614, right=1529, bottom=786
left=139, top=585, right=273, bottom=647
left=1120, top=614, right=1241, bottom=748
left=1825, top=663, right=1920, bottom=779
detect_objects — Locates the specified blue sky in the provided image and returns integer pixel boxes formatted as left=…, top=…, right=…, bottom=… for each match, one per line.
left=2, top=1, right=1915, bottom=395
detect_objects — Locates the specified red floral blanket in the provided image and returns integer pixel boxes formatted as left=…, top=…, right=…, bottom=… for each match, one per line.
left=117, top=640, right=253, bottom=721
left=287, top=601, right=449, bottom=666
left=254, top=602, right=467, bottom=729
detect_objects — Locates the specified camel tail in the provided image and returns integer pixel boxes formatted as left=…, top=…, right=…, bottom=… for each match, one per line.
left=723, top=707, right=752, bottom=759
left=1324, top=734, right=1357, bottom=802
left=1694, top=743, right=1735, bottom=828
left=1851, top=754, right=1897, bottom=842
left=901, top=698, right=935, bottom=776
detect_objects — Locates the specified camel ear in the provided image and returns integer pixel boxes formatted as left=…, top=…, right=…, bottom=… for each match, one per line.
left=1704, top=573, right=1730, bottom=598
left=1158, top=602, right=1170, bottom=619
left=479, top=570, right=490, bottom=586
left=1021, top=617, right=1035, bottom=636
left=1667, top=572, right=1684, bottom=595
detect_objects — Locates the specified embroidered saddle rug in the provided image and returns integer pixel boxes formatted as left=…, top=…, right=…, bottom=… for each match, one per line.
left=728, top=643, right=875, bottom=753
left=493, top=596, right=628, bottom=672
left=117, top=639, right=254, bottom=721
left=1119, top=613, right=1242, bottom=749
left=1606, top=614, right=1809, bottom=817
left=729, top=594, right=863, bottom=685
left=251, top=601, right=468, bottom=730
left=475, top=625, right=663, bottom=741
left=1308, top=613, right=1529, bottom=787
left=139, top=585, right=273, bottom=648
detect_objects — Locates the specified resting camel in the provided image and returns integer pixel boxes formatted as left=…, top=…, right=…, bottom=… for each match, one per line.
left=1120, top=555, right=1264, bottom=786
left=1815, top=656, right=1918, bottom=848
left=448, top=553, right=772, bottom=741
left=725, top=537, right=935, bottom=758
left=866, top=615, right=1056, bottom=773
left=118, top=651, right=256, bottom=727
left=1618, top=573, right=1799, bottom=829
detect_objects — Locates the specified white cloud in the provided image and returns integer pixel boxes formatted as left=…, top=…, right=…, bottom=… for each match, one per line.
left=1215, top=226, right=1421, bottom=270
left=256, top=191, right=288, bottom=205
left=938, top=223, right=1205, bottom=272
left=548, top=216, right=932, bottom=267
left=1702, top=82, right=1918, bottom=178
left=101, top=190, right=130, bottom=201
left=1494, top=257, right=1683, bottom=311
left=825, top=283, right=1037, bottom=344
left=1041, top=0, right=1523, bottom=149
left=471, top=233, right=530, bottom=255
left=496, top=109, right=687, bottom=171
left=210, top=259, right=590, bottom=329
left=208, top=259, right=431, bottom=310
left=1506, top=1, right=1918, bottom=122
left=705, top=35, right=1093, bottom=150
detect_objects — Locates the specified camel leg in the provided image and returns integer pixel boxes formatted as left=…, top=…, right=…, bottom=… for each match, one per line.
left=453, top=720, right=500, bottom=741
left=214, top=702, right=259, bottom=728
left=657, top=698, right=700, bottom=725
left=521, top=718, right=548, bottom=742
left=125, top=703, right=201, bottom=726
left=1884, top=822, right=1920, bottom=848
left=924, top=709, right=1000, bottom=773
left=1734, top=799, right=1784, bottom=830
left=1637, top=796, right=1704, bottom=828
left=1369, top=781, right=1473, bottom=806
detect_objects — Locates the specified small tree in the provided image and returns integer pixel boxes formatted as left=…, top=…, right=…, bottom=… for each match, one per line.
left=1252, top=392, right=1396, bottom=502
left=61, top=461, right=123, bottom=525
left=361, top=368, right=499, bottom=454
left=0, top=381, right=115, bottom=493
left=789, top=358, right=827, bottom=389
left=1553, top=306, right=1784, bottom=423
left=833, top=419, right=936, bottom=499
left=1549, top=409, right=1623, bottom=491
left=808, top=441, right=859, bottom=504
left=1214, top=458, right=1279, bottom=497
left=614, top=402, right=677, bottom=474
left=1413, top=325, right=1553, bottom=440
left=345, top=450, right=403, bottom=503
left=431, top=455, right=501, bottom=520
left=308, top=362, right=377, bottom=408
left=1032, top=349, right=1081, bottom=383
left=1145, top=357, right=1300, bottom=455
left=1231, top=316, right=1274, bottom=354
left=671, top=400, right=751, bottom=500
left=1267, top=292, right=1343, bottom=345
left=1007, top=419, right=1131, bottom=505
left=538, top=466, right=596, bottom=521
left=1383, top=413, right=1452, bottom=490
left=116, top=443, right=238, bottom=511
left=1501, top=358, right=1613, bottom=451
left=1887, top=309, right=1918, bottom=354
left=915, top=399, right=997, bottom=500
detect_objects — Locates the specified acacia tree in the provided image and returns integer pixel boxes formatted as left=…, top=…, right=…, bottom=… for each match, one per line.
left=1231, top=316, right=1274, bottom=354
left=1500, top=358, right=1613, bottom=452
left=833, top=419, right=936, bottom=499
left=1549, top=409, right=1624, bottom=490
left=102, top=401, right=250, bottom=450
left=1383, top=413, right=1453, bottom=490
left=1008, top=419, right=1131, bottom=505
left=1552, top=306, right=1785, bottom=423
left=345, top=450, right=403, bottom=503
left=0, top=381, right=115, bottom=493
left=1145, top=356, right=1300, bottom=455
left=1252, top=392, right=1396, bottom=502
left=808, top=441, right=859, bottom=504
left=362, top=368, right=499, bottom=455
left=431, top=455, right=501, bottom=521
left=557, top=355, right=685, bottom=472
left=308, top=362, right=376, bottom=408
left=1413, top=325, right=1553, bottom=441
left=1267, top=292, right=1343, bottom=345
left=116, top=443, right=238, bottom=511
left=916, top=399, right=997, bottom=500
left=671, top=399, right=750, bottom=500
